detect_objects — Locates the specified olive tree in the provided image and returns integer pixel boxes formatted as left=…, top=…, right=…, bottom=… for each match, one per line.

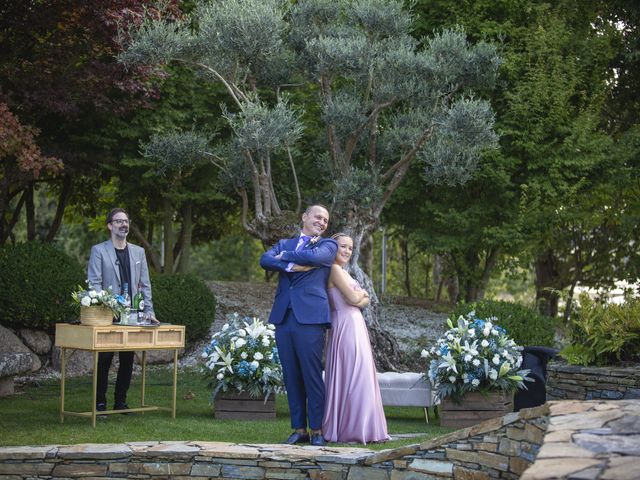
left=119, top=0, right=499, bottom=368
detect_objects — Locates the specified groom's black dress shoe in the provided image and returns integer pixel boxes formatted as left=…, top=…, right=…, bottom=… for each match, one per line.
left=310, top=433, right=327, bottom=447
left=284, top=432, right=310, bottom=445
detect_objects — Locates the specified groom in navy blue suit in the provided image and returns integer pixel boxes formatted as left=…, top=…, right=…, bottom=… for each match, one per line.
left=260, top=205, right=337, bottom=446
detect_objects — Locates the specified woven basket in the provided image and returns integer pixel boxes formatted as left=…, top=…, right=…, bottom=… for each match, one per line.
left=80, top=305, right=114, bottom=326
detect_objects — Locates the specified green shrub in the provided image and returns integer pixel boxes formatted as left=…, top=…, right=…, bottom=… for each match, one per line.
left=0, top=241, right=85, bottom=331
left=560, top=294, right=640, bottom=366
left=151, top=273, right=216, bottom=344
left=451, top=299, right=556, bottom=347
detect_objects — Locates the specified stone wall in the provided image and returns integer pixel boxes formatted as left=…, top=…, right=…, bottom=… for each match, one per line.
left=547, top=363, right=640, bottom=401
left=2, top=401, right=636, bottom=479
left=0, top=405, right=547, bottom=480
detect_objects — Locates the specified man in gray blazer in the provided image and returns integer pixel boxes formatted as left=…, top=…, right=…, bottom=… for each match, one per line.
left=87, top=207, right=157, bottom=414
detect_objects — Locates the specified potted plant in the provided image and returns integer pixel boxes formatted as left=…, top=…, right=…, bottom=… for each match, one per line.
left=71, top=283, right=127, bottom=325
left=422, top=311, right=532, bottom=428
left=202, top=314, right=283, bottom=419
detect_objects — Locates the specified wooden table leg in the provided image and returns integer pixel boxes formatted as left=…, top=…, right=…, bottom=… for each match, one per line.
left=60, top=347, right=66, bottom=424
left=172, top=349, right=178, bottom=418
left=141, top=351, right=147, bottom=408
left=92, top=351, right=98, bottom=428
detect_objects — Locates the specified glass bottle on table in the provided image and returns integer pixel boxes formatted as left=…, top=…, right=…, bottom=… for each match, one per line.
left=133, top=285, right=145, bottom=324
left=121, top=282, right=131, bottom=325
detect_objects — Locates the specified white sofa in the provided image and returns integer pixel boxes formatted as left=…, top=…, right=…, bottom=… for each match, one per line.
left=376, top=371, right=438, bottom=423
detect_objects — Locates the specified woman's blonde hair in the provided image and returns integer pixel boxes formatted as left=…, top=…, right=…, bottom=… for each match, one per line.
left=331, top=232, right=351, bottom=241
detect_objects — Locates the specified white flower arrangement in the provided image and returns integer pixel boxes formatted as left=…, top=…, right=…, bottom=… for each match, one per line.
left=202, top=313, right=283, bottom=401
left=71, top=282, right=127, bottom=317
left=422, top=311, right=532, bottom=402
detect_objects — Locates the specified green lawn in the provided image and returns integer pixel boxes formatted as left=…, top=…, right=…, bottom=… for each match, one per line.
left=0, top=367, right=452, bottom=450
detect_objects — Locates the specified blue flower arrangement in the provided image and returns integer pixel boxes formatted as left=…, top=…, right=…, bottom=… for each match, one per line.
left=422, top=311, right=532, bottom=402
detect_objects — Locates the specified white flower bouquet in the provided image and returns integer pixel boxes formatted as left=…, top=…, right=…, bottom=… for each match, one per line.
left=422, top=311, right=532, bottom=402
left=71, top=283, right=127, bottom=317
left=202, top=314, right=283, bottom=401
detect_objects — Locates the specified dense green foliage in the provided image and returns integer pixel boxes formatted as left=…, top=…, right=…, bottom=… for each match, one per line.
left=151, top=273, right=216, bottom=343
left=451, top=300, right=556, bottom=348
left=0, top=242, right=84, bottom=331
left=560, top=294, right=640, bottom=366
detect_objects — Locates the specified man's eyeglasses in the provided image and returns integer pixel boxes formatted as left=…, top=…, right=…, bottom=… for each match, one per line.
left=111, top=219, right=130, bottom=225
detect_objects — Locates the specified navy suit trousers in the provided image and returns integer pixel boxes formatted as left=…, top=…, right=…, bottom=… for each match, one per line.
left=275, top=308, right=327, bottom=430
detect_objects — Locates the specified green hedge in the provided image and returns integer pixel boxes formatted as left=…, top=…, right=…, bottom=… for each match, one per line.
left=151, top=273, right=216, bottom=344
left=451, top=299, right=556, bottom=347
left=0, top=241, right=85, bottom=331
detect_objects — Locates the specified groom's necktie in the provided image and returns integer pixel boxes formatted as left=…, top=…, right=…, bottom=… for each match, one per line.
left=296, top=235, right=311, bottom=252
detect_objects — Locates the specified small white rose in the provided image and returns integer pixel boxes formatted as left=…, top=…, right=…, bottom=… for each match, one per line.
left=216, top=372, right=224, bottom=380
left=493, top=355, right=500, bottom=365
left=222, top=323, right=229, bottom=331
left=254, top=352, right=264, bottom=361
left=472, top=359, right=480, bottom=366
left=235, top=338, right=246, bottom=348
left=81, top=296, right=92, bottom=307
left=250, top=360, right=259, bottom=369
left=420, top=349, right=429, bottom=358
left=240, top=352, right=248, bottom=359
left=471, top=378, right=480, bottom=387
left=481, top=340, right=489, bottom=347
left=238, top=329, right=246, bottom=337
left=491, top=329, right=499, bottom=336
left=489, top=369, right=498, bottom=380
left=468, top=329, right=476, bottom=337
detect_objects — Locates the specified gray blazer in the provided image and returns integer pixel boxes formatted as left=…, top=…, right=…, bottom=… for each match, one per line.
left=87, top=240, right=154, bottom=315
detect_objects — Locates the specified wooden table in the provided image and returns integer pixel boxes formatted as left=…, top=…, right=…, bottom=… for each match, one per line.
left=55, top=323, right=185, bottom=428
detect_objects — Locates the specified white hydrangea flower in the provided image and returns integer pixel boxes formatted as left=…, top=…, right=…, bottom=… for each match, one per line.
left=81, top=296, right=92, bottom=307
left=91, top=298, right=98, bottom=304
left=89, top=290, right=97, bottom=298
left=254, top=352, right=263, bottom=361
left=471, top=378, right=480, bottom=387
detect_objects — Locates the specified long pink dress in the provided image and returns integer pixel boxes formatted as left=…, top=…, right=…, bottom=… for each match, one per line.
left=322, top=274, right=390, bottom=444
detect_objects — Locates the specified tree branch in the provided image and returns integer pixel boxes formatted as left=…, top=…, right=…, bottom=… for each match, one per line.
left=286, top=145, right=302, bottom=214
left=381, top=125, right=434, bottom=182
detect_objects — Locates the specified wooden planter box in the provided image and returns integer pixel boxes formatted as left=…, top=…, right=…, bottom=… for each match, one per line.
left=214, top=391, right=276, bottom=420
left=440, top=391, right=513, bottom=428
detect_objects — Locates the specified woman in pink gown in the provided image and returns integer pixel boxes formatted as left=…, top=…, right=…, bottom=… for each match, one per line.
left=322, top=233, right=390, bottom=444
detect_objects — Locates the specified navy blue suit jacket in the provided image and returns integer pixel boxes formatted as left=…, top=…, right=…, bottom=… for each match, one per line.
left=260, top=237, right=338, bottom=326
